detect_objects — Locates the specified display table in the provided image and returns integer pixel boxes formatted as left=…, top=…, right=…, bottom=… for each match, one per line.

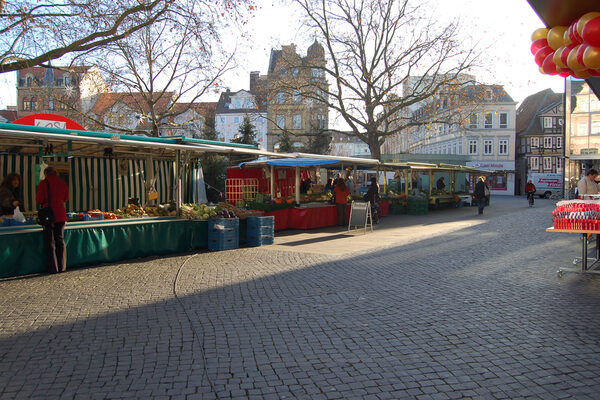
left=0, top=218, right=208, bottom=278
left=546, top=227, right=600, bottom=277
left=289, top=205, right=338, bottom=229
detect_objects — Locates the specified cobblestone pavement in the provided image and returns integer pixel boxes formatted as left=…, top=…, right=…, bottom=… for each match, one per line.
left=2, top=197, right=600, bottom=399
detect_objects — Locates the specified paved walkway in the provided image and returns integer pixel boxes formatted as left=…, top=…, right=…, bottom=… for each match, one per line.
left=2, top=196, right=600, bottom=399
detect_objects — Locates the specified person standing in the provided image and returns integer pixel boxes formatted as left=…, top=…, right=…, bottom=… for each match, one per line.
left=577, top=169, right=599, bottom=196
left=0, top=173, right=23, bottom=216
left=474, top=177, right=489, bottom=215
left=36, top=167, right=69, bottom=273
left=436, top=176, right=446, bottom=190
left=333, top=179, right=350, bottom=226
left=364, top=177, right=381, bottom=223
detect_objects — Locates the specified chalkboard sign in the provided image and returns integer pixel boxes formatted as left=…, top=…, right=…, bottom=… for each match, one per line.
left=348, top=201, right=373, bottom=233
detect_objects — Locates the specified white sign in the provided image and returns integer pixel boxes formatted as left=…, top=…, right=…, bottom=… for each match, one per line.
left=34, top=119, right=66, bottom=129
left=466, top=161, right=515, bottom=171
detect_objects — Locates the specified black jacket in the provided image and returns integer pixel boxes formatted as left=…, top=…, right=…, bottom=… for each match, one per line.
left=474, top=181, right=487, bottom=199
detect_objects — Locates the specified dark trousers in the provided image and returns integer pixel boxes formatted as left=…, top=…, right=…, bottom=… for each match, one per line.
left=478, top=198, right=486, bottom=214
left=336, top=203, right=347, bottom=226
left=43, top=222, right=66, bottom=273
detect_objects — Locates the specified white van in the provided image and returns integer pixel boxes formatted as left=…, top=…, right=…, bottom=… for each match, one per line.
left=527, top=173, right=562, bottom=198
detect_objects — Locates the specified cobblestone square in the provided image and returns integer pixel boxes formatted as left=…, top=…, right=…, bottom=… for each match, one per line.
left=2, top=197, right=600, bottom=399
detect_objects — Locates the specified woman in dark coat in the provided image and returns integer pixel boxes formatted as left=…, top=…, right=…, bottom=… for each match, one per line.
left=0, top=173, right=22, bottom=216
left=474, top=177, right=489, bottom=215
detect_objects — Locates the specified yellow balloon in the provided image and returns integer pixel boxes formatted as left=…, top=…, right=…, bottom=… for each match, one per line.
left=532, top=27, right=549, bottom=42
left=547, top=26, right=568, bottom=50
left=577, top=12, right=600, bottom=38
left=567, top=45, right=586, bottom=71
left=583, top=45, right=600, bottom=70
left=564, top=28, right=572, bottom=45
left=554, top=46, right=566, bottom=68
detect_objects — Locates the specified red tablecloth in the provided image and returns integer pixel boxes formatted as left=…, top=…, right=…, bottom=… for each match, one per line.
left=379, top=200, right=389, bottom=216
left=289, top=205, right=338, bottom=229
left=264, top=208, right=291, bottom=231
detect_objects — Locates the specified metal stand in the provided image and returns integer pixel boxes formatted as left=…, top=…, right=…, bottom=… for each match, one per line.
left=557, top=233, right=600, bottom=277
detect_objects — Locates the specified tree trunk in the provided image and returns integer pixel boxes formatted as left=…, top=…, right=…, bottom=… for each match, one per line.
left=368, top=133, right=382, bottom=160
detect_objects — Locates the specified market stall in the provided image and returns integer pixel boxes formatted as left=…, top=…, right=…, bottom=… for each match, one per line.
left=383, top=162, right=485, bottom=213
left=229, top=156, right=382, bottom=230
left=0, top=122, right=285, bottom=278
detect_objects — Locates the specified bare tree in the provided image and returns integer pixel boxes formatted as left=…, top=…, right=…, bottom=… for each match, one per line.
left=294, top=0, right=481, bottom=160
left=81, top=0, right=250, bottom=136
left=0, top=0, right=174, bottom=73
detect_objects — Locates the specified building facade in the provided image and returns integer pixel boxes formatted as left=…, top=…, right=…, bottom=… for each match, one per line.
left=514, top=89, right=564, bottom=195
left=16, top=66, right=108, bottom=125
left=266, top=41, right=329, bottom=152
left=215, top=88, right=267, bottom=148
left=384, top=80, right=517, bottom=195
left=330, top=132, right=371, bottom=157
left=564, top=78, right=600, bottom=197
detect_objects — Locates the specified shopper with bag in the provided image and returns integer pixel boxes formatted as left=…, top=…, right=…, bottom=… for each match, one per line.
left=0, top=173, right=23, bottom=217
left=36, top=167, right=69, bottom=273
left=474, top=177, right=489, bottom=215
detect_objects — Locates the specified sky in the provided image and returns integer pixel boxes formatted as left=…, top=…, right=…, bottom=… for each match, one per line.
left=0, top=0, right=565, bottom=110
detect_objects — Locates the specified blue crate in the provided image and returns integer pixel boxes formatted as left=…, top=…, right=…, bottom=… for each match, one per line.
left=82, top=214, right=104, bottom=221
left=247, top=224, right=274, bottom=236
left=246, top=216, right=274, bottom=230
left=208, top=236, right=239, bottom=251
left=247, top=234, right=274, bottom=247
left=208, top=218, right=239, bottom=242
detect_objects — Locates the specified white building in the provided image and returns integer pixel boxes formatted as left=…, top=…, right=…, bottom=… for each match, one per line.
left=215, top=89, right=267, bottom=148
left=386, top=80, right=518, bottom=195
left=329, top=131, right=371, bottom=157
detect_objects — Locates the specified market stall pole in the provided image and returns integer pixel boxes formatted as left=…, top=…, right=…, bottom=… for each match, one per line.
left=270, top=165, right=275, bottom=199
left=295, top=166, right=301, bottom=204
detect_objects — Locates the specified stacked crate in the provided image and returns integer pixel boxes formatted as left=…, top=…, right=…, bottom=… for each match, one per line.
left=246, top=216, right=275, bottom=247
left=208, top=218, right=239, bottom=251
left=407, top=198, right=428, bottom=215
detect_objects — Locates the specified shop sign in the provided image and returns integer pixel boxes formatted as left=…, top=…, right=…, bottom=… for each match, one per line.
left=466, top=161, right=515, bottom=171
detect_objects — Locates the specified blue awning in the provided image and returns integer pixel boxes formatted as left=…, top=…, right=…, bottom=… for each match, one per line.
left=240, top=158, right=341, bottom=168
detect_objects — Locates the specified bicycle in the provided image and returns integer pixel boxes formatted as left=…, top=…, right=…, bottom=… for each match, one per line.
left=526, top=191, right=535, bottom=207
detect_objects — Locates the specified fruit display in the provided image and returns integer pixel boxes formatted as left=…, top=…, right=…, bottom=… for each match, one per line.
left=215, top=202, right=262, bottom=219
left=180, top=203, right=217, bottom=220
left=114, top=204, right=148, bottom=218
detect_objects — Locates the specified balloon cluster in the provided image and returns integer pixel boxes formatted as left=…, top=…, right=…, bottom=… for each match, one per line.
left=531, top=12, right=600, bottom=79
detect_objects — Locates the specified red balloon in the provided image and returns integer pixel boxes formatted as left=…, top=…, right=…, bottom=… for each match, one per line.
left=542, top=54, right=558, bottom=75
left=589, top=69, right=600, bottom=77
left=531, top=38, right=548, bottom=55
left=582, top=17, right=600, bottom=47
left=561, top=43, right=578, bottom=66
left=569, top=22, right=583, bottom=44
left=535, top=46, right=554, bottom=67
left=577, top=44, right=589, bottom=66
left=558, top=68, right=573, bottom=78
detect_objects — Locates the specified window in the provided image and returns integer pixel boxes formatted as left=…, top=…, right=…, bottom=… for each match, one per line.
left=233, top=116, right=239, bottom=123
left=292, top=114, right=301, bottom=129
left=48, top=98, right=55, bottom=111
left=219, top=117, right=225, bottom=124
left=499, top=113, right=508, bottom=129
left=543, top=157, right=552, bottom=170
left=18, top=78, right=25, bottom=87
left=317, top=114, right=326, bottom=129
left=55, top=78, right=63, bottom=86
left=279, top=68, right=287, bottom=77
left=543, top=137, right=553, bottom=148
left=556, top=137, right=562, bottom=148
left=276, top=91, right=285, bottom=104
left=578, top=122, right=588, bottom=136
left=530, top=157, right=539, bottom=170
left=557, top=157, right=563, bottom=170
left=30, top=97, right=38, bottom=110
left=592, top=120, right=600, bottom=135
left=483, top=139, right=493, bottom=155
left=530, top=137, right=539, bottom=149
left=543, top=117, right=553, bottom=129
left=22, top=97, right=30, bottom=111
left=484, top=112, right=493, bottom=129
left=64, top=75, right=70, bottom=86
left=468, top=140, right=478, bottom=155
left=292, top=68, right=299, bottom=77
left=234, top=99, right=241, bottom=109
left=26, top=76, right=33, bottom=86
left=312, top=68, right=320, bottom=78
left=469, top=114, right=478, bottom=128
left=499, top=139, right=509, bottom=155
left=292, top=89, right=301, bottom=104
left=276, top=114, right=285, bottom=129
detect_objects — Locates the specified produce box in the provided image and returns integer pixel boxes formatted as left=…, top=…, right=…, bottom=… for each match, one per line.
left=246, top=234, right=275, bottom=247
left=208, top=218, right=239, bottom=251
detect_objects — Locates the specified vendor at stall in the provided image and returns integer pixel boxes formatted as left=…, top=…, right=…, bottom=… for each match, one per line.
left=577, top=169, right=599, bottom=195
left=0, top=173, right=22, bottom=216
left=436, top=177, right=446, bottom=190
left=300, top=177, right=312, bottom=194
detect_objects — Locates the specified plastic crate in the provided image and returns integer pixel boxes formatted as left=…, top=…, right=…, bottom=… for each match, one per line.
left=246, top=234, right=275, bottom=247
left=389, top=204, right=405, bottom=214
left=208, top=218, right=239, bottom=236
left=246, top=216, right=274, bottom=229
left=208, top=236, right=239, bottom=251
left=82, top=213, right=104, bottom=221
